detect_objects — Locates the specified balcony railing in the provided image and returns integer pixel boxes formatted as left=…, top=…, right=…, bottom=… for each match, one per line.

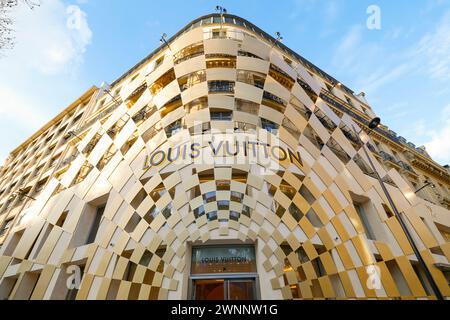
left=263, top=91, right=287, bottom=107
left=315, top=113, right=337, bottom=132
left=379, top=151, right=397, bottom=164
left=341, top=127, right=362, bottom=147
left=397, top=161, right=415, bottom=173
left=367, top=143, right=378, bottom=154
left=208, top=81, right=235, bottom=93
left=74, top=100, right=122, bottom=137
left=58, top=152, right=80, bottom=169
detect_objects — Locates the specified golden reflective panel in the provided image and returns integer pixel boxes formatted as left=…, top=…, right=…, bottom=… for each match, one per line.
left=0, top=13, right=449, bottom=301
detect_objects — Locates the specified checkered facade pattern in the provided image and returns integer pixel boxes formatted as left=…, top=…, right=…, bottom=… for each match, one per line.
left=0, top=14, right=449, bottom=300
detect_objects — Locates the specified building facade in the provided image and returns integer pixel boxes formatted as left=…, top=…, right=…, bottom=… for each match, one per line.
left=0, top=13, right=450, bottom=300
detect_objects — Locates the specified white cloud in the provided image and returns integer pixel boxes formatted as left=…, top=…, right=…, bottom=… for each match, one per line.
left=333, top=9, right=450, bottom=95
left=0, top=0, right=92, bottom=163
left=0, top=86, right=47, bottom=128
left=332, top=25, right=388, bottom=83
left=329, top=9, right=450, bottom=165
left=362, top=63, right=410, bottom=94
left=289, top=0, right=339, bottom=19
left=4, top=0, right=93, bottom=75
left=424, top=105, right=450, bottom=164
left=415, top=10, right=450, bottom=81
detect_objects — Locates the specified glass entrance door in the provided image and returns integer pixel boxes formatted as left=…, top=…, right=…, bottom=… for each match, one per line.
left=193, top=278, right=256, bottom=300
left=227, top=279, right=255, bottom=300
left=194, top=279, right=226, bottom=300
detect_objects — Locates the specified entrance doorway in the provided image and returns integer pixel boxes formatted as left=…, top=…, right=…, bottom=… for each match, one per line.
left=193, top=278, right=257, bottom=300
left=189, top=245, right=259, bottom=300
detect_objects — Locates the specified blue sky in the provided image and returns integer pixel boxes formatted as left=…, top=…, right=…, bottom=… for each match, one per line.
left=1, top=0, right=450, bottom=165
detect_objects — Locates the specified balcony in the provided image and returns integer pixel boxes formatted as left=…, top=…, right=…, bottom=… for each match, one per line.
left=206, top=54, right=237, bottom=69
left=173, top=42, right=204, bottom=65
left=262, top=91, right=287, bottom=113
left=379, top=151, right=399, bottom=167
left=211, top=111, right=232, bottom=121
left=315, top=110, right=337, bottom=133
left=397, top=161, right=416, bottom=175
left=208, top=81, right=235, bottom=94
left=74, top=101, right=121, bottom=137
left=236, top=70, right=266, bottom=89
left=341, top=126, right=362, bottom=148
left=261, top=118, right=279, bottom=135
left=367, top=143, right=378, bottom=154
left=440, top=196, right=450, bottom=210
left=269, top=64, right=295, bottom=90
left=58, top=152, right=80, bottom=170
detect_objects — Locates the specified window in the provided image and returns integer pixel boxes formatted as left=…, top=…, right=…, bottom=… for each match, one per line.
left=56, top=211, right=68, bottom=228
left=178, top=70, right=206, bottom=92
left=211, top=28, right=227, bottom=39
left=216, top=180, right=230, bottom=191
left=160, top=95, right=182, bottom=118
left=354, top=202, right=376, bottom=240
left=34, top=178, right=48, bottom=193
left=120, top=134, right=138, bottom=155
left=326, top=138, right=350, bottom=163
left=386, top=260, right=411, bottom=296
left=238, top=50, right=262, bottom=60
left=165, top=120, right=183, bottom=137
left=263, top=91, right=287, bottom=112
left=391, top=150, right=400, bottom=161
left=361, top=107, right=368, bottom=115
left=45, top=134, right=54, bottom=143
left=203, top=192, right=216, bottom=203
left=72, top=113, right=82, bottom=124
left=382, top=204, right=394, bottom=218
left=0, top=276, right=18, bottom=299
left=86, top=205, right=105, bottom=245
left=49, top=154, right=61, bottom=168
left=412, top=263, right=433, bottom=296
left=269, top=64, right=295, bottom=90
left=435, top=223, right=450, bottom=242
left=57, top=124, right=68, bottom=136
left=126, top=84, right=147, bottom=108
left=261, top=118, right=279, bottom=134
left=207, top=211, right=218, bottom=221
left=208, top=81, right=235, bottom=94
left=174, top=42, right=204, bottom=65
left=153, top=55, right=164, bottom=70
left=345, top=96, right=353, bottom=106
left=150, top=69, right=176, bottom=95
left=130, top=73, right=140, bottom=82
left=210, top=110, right=232, bottom=121
left=185, top=97, right=208, bottom=114
left=236, top=70, right=266, bottom=89
left=193, top=205, right=205, bottom=218
left=288, top=204, right=303, bottom=221
left=235, top=98, right=259, bottom=115
left=96, top=99, right=106, bottom=112
left=0, top=218, right=13, bottom=237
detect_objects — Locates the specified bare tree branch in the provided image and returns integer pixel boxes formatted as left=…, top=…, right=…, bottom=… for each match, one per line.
left=0, top=0, right=40, bottom=52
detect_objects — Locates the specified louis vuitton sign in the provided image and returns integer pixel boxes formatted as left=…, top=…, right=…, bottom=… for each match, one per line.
left=191, top=246, right=257, bottom=275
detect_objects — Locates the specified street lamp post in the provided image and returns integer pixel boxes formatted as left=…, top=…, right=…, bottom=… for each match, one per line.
left=331, top=82, right=342, bottom=90
left=215, top=6, right=227, bottom=30
left=160, top=33, right=172, bottom=51
left=272, top=31, right=283, bottom=48
left=415, top=180, right=436, bottom=194
left=358, top=117, right=444, bottom=300
left=104, top=88, right=121, bottom=106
